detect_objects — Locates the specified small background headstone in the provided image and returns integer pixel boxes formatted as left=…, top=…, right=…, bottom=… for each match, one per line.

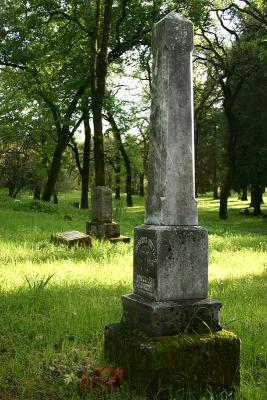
left=86, top=186, right=130, bottom=243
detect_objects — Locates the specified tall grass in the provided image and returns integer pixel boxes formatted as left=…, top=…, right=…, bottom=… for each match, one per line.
left=0, top=189, right=266, bottom=399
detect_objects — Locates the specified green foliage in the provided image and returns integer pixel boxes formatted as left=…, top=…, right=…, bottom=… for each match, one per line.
left=12, top=199, right=58, bottom=213
left=234, top=44, right=267, bottom=189
left=0, top=0, right=214, bottom=201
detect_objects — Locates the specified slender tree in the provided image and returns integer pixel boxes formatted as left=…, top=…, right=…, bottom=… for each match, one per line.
left=196, top=5, right=265, bottom=218
left=105, top=111, right=133, bottom=206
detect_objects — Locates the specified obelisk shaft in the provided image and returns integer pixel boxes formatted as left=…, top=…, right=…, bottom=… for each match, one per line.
left=145, top=12, right=197, bottom=226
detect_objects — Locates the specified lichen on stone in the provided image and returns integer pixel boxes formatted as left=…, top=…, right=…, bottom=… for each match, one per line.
left=105, top=324, right=240, bottom=398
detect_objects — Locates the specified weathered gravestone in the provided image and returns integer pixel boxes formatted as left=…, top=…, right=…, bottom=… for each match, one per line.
left=86, top=186, right=130, bottom=243
left=105, top=12, right=240, bottom=397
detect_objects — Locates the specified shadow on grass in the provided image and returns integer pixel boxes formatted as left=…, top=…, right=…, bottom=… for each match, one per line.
left=0, top=270, right=266, bottom=399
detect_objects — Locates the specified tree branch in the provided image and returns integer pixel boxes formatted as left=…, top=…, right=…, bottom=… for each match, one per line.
left=47, top=10, right=91, bottom=34
left=69, top=115, right=84, bottom=138
left=0, top=60, right=26, bottom=70
left=65, top=83, right=88, bottom=125
left=68, top=140, right=83, bottom=174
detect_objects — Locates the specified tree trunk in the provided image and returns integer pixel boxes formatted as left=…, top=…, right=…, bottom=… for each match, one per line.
left=139, top=172, right=145, bottom=197
left=219, top=175, right=231, bottom=219
left=90, top=0, right=113, bottom=187
left=33, top=187, right=41, bottom=200
left=53, top=192, right=58, bottom=204
left=212, top=141, right=219, bottom=200
left=115, top=180, right=120, bottom=199
left=80, top=105, right=91, bottom=209
left=251, top=184, right=262, bottom=215
left=107, top=112, right=133, bottom=207
left=41, top=138, right=68, bottom=201
left=8, top=184, right=15, bottom=197
left=114, top=150, right=121, bottom=199
left=115, top=160, right=121, bottom=200
left=126, top=168, right=133, bottom=207
left=93, top=106, right=106, bottom=186
left=12, top=187, right=21, bottom=199
left=241, top=186, right=247, bottom=201
left=219, top=91, right=237, bottom=219
left=250, top=186, right=256, bottom=207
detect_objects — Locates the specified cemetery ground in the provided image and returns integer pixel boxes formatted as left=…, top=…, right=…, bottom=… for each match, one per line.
left=0, top=190, right=266, bottom=400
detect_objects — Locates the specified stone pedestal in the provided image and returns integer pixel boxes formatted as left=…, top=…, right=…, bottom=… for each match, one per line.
left=120, top=224, right=221, bottom=336
left=122, top=294, right=222, bottom=336
left=133, top=225, right=208, bottom=301
left=105, top=324, right=240, bottom=399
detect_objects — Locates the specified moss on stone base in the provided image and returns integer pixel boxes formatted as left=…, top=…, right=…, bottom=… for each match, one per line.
left=105, top=323, right=240, bottom=398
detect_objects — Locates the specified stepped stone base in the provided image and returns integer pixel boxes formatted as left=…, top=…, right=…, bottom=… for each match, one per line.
left=86, top=221, right=120, bottom=238
left=122, top=293, right=222, bottom=336
left=105, top=323, right=240, bottom=399
left=51, top=231, right=92, bottom=247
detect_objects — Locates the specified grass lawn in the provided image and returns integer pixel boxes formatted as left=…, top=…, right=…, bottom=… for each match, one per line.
left=0, top=189, right=266, bottom=399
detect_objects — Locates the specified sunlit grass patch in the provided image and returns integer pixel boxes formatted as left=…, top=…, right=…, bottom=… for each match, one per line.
left=0, top=189, right=266, bottom=399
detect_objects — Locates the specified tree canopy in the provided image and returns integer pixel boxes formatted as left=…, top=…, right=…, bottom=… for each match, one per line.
left=0, top=0, right=266, bottom=216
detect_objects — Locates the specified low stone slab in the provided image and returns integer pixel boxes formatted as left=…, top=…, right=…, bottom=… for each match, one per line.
left=105, top=323, right=240, bottom=398
left=122, top=293, right=222, bottom=336
left=51, top=230, right=92, bottom=247
left=108, top=235, right=131, bottom=244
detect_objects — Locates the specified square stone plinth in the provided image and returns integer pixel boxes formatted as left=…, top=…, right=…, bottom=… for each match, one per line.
left=133, top=225, right=208, bottom=301
left=91, top=186, right=112, bottom=223
left=105, top=323, right=240, bottom=398
left=122, top=293, right=222, bottom=336
left=51, top=231, right=92, bottom=247
left=86, top=221, right=120, bottom=238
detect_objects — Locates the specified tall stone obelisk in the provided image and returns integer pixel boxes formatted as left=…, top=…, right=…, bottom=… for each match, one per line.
left=105, top=12, right=240, bottom=396
left=120, top=12, right=221, bottom=335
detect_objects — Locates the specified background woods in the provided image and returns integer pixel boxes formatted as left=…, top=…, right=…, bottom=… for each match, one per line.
left=0, top=0, right=266, bottom=217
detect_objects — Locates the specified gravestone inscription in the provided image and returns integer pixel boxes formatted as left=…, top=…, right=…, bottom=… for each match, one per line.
left=134, top=234, right=157, bottom=296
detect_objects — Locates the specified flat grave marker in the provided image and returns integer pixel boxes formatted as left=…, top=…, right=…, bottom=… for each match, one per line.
left=51, top=230, right=92, bottom=247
